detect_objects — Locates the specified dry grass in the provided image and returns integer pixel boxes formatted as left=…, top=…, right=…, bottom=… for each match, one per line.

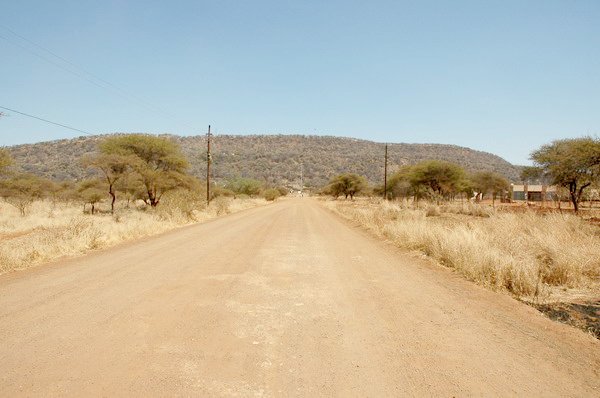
left=0, top=195, right=266, bottom=274
left=324, top=198, right=600, bottom=300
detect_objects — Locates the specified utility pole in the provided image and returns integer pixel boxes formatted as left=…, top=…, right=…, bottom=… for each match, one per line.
left=300, top=163, right=304, bottom=197
left=383, top=143, right=388, bottom=200
left=206, top=125, right=212, bottom=205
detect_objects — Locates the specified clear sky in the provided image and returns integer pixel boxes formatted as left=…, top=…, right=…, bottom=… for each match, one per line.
left=1, top=1, right=599, bottom=165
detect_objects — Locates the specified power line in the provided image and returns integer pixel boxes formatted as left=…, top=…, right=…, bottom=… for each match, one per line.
left=0, top=106, right=92, bottom=136
left=0, top=24, right=197, bottom=131
left=0, top=32, right=105, bottom=89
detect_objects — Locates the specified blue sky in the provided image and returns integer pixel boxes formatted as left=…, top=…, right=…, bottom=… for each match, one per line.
left=1, top=0, right=599, bottom=165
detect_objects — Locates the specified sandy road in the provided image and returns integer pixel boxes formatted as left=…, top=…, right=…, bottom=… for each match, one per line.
left=0, top=198, right=598, bottom=397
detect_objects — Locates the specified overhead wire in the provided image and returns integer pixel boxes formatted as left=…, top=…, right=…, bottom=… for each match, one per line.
left=0, top=105, right=93, bottom=136
left=0, top=24, right=197, bottom=132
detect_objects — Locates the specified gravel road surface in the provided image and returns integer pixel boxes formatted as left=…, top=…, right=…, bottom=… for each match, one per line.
left=1, top=198, right=598, bottom=396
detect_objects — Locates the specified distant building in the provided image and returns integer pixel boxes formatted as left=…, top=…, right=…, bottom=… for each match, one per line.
left=511, top=184, right=557, bottom=201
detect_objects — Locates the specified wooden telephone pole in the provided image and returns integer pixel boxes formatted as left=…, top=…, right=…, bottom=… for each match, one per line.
left=383, top=143, right=388, bottom=200
left=206, top=125, right=212, bottom=205
left=300, top=163, right=304, bottom=196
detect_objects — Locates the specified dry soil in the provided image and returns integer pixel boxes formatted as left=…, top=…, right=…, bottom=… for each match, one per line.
left=0, top=198, right=598, bottom=396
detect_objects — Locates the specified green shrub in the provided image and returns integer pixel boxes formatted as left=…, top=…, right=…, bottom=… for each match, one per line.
left=225, top=177, right=263, bottom=197
left=262, top=188, right=281, bottom=201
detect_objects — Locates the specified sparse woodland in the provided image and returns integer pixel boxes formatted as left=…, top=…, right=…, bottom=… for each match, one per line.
left=1, top=134, right=289, bottom=218
left=323, top=160, right=512, bottom=207
left=0, top=135, right=289, bottom=273
left=322, top=137, right=600, bottom=337
left=1, top=135, right=598, bottom=319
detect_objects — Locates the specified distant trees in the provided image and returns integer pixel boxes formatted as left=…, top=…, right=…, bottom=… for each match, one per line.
left=262, top=188, right=281, bottom=201
left=471, top=171, right=510, bottom=207
left=0, top=174, right=44, bottom=216
left=49, top=180, right=79, bottom=204
left=0, top=148, right=12, bottom=175
left=409, top=160, right=466, bottom=203
left=377, top=161, right=510, bottom=206
left=519, top=166, right=546, bottom=184
left=0, top=152, right=76, bottom=214
left=325, top=173, right=368, bottom=200
left=531, top=137, right=600, bottom=212
left=77, top=179, right=105, bottom=214
left=382, top=161, right=468, bottom=203
left=366, top=137, right=600, bottom=212
left=225, top=177, right=263, bottom=197
left=381, top=166, right=415, bottom=201
left=222, top=177, right=288, bottom=201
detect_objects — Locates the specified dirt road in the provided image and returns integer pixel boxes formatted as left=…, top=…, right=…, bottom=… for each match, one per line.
left=0, top=198, right=598, bottom=396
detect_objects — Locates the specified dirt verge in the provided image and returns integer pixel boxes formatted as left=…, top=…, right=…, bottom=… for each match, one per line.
left=532, top=300, right=600, bottom=339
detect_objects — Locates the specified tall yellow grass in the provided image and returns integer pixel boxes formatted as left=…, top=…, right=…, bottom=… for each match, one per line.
left=324, top=199, right=600, bottom=299
left=0, top=196, right=266, bottom=274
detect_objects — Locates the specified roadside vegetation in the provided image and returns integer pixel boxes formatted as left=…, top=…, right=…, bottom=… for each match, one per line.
left=323, top=160, right=512, bottom=206
left=0, top=135, right=288, bottom=274
left=324, top=199, right=599, bottom=299
left=2, top=133, right=598, bottom=332
left=529, top=137, right=600, bottom=212
left=0, top=195, right=264, bottom=274
left=321, top=137, right=600, bottom=337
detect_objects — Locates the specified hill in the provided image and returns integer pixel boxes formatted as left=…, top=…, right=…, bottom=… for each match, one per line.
left=6, top=134, right=521, bottom=188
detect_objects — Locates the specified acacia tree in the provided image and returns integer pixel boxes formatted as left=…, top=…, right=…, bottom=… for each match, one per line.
left=409, top=160, right=466, bottom=203
left=51, top=180, right=79, bottom=204
left=326, top=173, right=367, bottom=200
left=77, top=179, right=106, bottom=214
left=100, top=135, right=190, bottom=207
left=519, top=166, right=546, bottom=184
left=0, top=174, right=43, bottom=216
left=471, top=171, right=510, bottom=208
left=531, top=137, right=600, bottom=212
left=115, top=172, right=145, bottom=208
left=83, top=153, right=135, bottom=214
left=380, top=166, right=415, bottom=201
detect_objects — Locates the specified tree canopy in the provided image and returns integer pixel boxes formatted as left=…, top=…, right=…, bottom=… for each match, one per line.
left=409, top=160, right=466, bottom=202
left=519, top=166, right=545, bottom=184
left=100, top=135, right=190, bottom=207
left=225, top=177, right=264, bottom=197
left=383, top=166, right=415, bottom=200
left=82, top=153, right=136, bottom=213
left=471, top=171, right=510, bottom=206
left=531, top=137, right=600, bottom=212
left=380, top=161, right=510, bottom=204
left=0, top=173, right=44, bottom=215
left=325, top=173, right=368, bottom=200
left=77, top=179, right=106, bottom=214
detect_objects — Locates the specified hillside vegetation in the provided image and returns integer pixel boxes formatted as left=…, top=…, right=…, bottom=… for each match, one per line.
left=7, top=134, right=520, bottom=187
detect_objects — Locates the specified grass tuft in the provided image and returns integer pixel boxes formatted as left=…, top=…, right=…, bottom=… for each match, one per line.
left=0, top=195, right=266, bottom=274
left=324, top=199, right=600, bottom=299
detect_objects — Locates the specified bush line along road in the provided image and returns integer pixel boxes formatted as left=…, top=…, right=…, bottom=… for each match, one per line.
left=0, top=198, right=598, bottom=396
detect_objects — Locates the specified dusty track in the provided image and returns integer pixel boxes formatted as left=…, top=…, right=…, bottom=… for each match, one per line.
left=0, top=198, right=598, bottom=396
